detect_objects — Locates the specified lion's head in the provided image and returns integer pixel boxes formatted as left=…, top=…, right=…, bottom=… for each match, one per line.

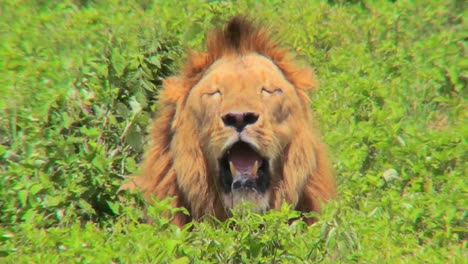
left=123, top=17, right=335, bottom=226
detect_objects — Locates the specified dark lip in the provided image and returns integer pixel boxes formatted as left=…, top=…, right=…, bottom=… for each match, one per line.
left=219, top=141, right=270, bottom=194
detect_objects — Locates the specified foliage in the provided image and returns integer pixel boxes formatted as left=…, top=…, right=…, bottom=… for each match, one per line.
left=1, top=0, right=466, bottom=262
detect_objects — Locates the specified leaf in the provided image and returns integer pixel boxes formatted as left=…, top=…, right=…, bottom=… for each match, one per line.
left=46, top=195, right=62, bottom=207
left=112, top=48, right=126, bottom=77
left=171, top=257, right=190, bottom=264
left=115, top=102, right=129, bottom=119
left=78, top=200, right=96, bottom=214
left=92, top=155, right=106, bottom=173
left=0, top=145, right=6, bottom=156
left=0, top=231, right=15, bottom=241
left=29, top=184, right=43, bottom=195
left=326, top=227, right=337, bottom=249
left=125, top=126, right=142, bottom=152
left=135, top=91, right=148, bottom=109
left=107, top=201, right=120, bottom=214
left=129, top=96, right=143, bottom=115
left=17, top=190, right=28, bottom=207
left=382, top=168, right=400, bottom=183
left=147, top=55, right=161, bottom=68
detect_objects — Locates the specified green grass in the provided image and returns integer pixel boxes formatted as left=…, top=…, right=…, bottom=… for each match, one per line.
left=1, top=0, right=466, bottom=263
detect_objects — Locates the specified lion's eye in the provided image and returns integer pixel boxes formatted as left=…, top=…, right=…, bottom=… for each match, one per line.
left=262, top=87, right=282, bottom=95
left=205, top=90, right=221, bottom=97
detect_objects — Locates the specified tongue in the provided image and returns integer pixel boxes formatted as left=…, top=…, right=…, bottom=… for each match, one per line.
left=227, top=142, right=263, bottom=179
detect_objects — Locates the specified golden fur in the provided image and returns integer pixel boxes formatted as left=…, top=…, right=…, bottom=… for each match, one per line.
left=122, top=16, right=335, bottom=226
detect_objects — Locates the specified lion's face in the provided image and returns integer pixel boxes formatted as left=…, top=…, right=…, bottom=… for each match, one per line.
left=182, top=53, right=307, bottom=213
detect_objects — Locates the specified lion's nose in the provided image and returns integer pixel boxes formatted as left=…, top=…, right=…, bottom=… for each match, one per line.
left=222, top=112, right=259, bottom=132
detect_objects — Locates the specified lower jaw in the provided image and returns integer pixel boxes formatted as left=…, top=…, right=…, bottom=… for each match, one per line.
left=222, top=190, right=271, bottom=214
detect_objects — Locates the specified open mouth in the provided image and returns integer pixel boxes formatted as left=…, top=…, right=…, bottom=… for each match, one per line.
left=219, top=141, right=270, bottom=194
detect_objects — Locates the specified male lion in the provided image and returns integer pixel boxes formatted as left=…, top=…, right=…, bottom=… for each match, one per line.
left=122, top=16, right=335, bottom=226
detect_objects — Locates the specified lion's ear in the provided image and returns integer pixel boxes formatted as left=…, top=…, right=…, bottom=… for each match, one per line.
left=159, top=50, right=210, bottom=106
left=184, top=51, right=210, bottom=77
left=277, top=60, right=318, bottom=104
left=159, top=77, right=189, bottom=105
left=294, top=67, right=316, bottom=108
left=291, top=66, right=317, bottom=92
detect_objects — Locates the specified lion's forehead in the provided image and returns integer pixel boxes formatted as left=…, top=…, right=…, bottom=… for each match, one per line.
left=197, top=53, right=291, bottom=92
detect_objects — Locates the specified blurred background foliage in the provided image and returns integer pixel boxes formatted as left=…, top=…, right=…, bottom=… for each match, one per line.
left=0, top=0, right=466, bottom=262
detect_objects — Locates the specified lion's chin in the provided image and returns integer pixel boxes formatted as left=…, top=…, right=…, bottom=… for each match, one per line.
left=222, top=189, right=271, bottom=213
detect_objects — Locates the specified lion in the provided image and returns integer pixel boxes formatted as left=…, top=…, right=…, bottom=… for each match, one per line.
left=121, top=16, right=335, bottom=226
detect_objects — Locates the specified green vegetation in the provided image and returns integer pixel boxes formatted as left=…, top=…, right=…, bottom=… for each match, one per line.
left=1, top=0, right=466, bottom=262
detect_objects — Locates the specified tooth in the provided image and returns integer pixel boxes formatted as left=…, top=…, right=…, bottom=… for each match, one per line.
left=250, top=161, right=259, bottom=176
left=229, top=161, right=238, bottom=177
